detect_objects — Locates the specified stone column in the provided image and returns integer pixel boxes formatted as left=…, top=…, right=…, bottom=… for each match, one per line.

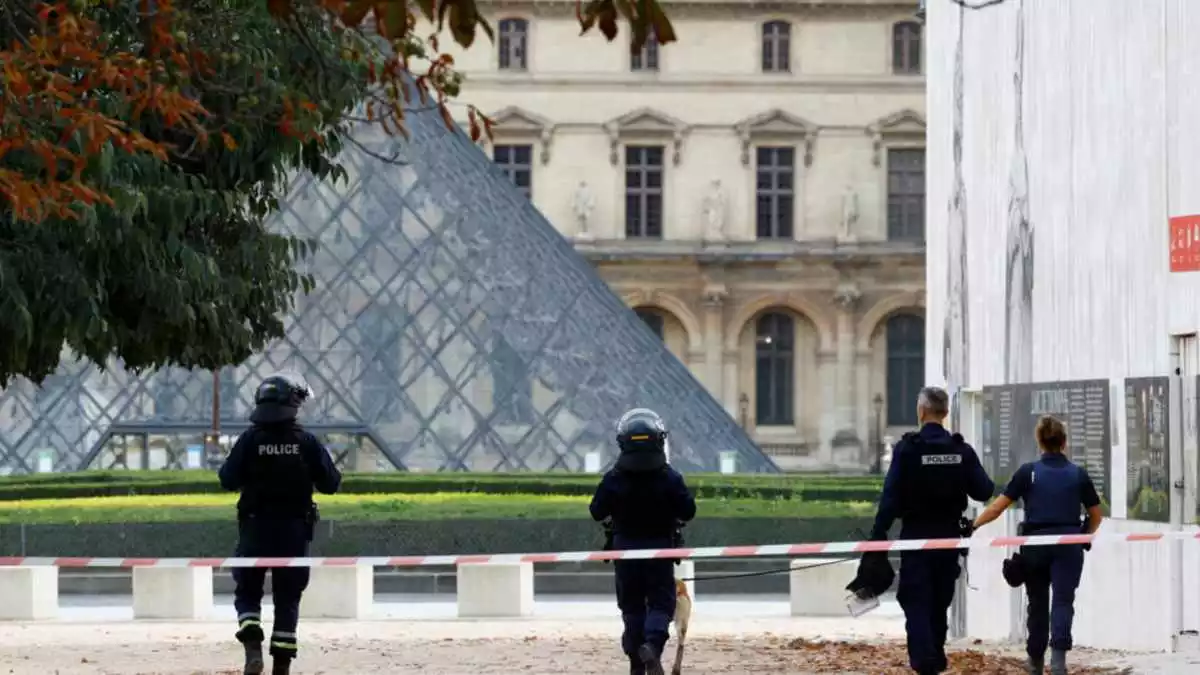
left=701, top=287, right=727, bottom=401
left=855, top=349, right=874, bottom=466
left=816, top=349, right=839, bottom=465
left=723, top=349, right=741, bottom=421
left=830, top=282, right=864, bottom=467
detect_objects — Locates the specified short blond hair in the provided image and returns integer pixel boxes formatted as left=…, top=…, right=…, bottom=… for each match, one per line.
left=1036, top=415, right=1067, bottom=453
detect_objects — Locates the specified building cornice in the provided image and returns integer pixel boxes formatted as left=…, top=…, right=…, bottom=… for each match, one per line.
left=461, top=72, right=924, bottom=93
left=481, top=0, right=918, bottom=9
left=574, top=238, right=925, bottom=263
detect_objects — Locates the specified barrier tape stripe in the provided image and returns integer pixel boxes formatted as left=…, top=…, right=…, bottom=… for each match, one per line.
left=0, top=531, right=1193, bottom=568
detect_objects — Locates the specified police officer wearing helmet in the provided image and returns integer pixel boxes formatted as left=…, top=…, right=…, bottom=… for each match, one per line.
left=218, top=372, right=342, bottom=675
left=589, top=409, right=697, bottom=675
left=972, top=415, right=1104, bottom=675
left=865, top=386, right=994, bottom=675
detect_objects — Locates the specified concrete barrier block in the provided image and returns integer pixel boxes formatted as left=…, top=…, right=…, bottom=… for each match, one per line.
left=0, top=566, right=58, bottom=620
left=133, top=567, right=213, bottom=620
left=300, top=565, right=373, bottom=619
left=457, top=562, right=534, bottom=618
left=674, top=560, right=695, bottom=602
left=789, top=558, right=858, bottom=617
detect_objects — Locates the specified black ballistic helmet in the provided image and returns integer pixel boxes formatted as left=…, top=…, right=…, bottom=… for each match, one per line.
left=251, top=371, right=312, bottom=424
left=615, top=408, right=668, bottom=472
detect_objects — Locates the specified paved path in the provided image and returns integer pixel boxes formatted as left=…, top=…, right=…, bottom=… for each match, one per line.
left=0, top=595, right=1192, bottom=673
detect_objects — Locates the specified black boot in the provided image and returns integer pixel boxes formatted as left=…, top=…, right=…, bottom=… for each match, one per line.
left=272, top=656, right=292, bottom=675
left=1049, top=648, right=1067, bottom=675
left=236, top=624, right=265, bottom=675
left=1026, top=654, right=1044, bottom=674
left=241, top=642, right=264, bottom=675
left=638, top=643, right=665, bottom=675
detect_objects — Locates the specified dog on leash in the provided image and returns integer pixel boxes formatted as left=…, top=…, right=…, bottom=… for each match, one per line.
left=670, top=578, right=692, bottom=675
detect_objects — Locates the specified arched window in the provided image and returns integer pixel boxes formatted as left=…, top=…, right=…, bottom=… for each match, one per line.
left=761, top=21, right=791, bottom=73
left=885, top=314, right=925, bottom=426
left=491, top=337, right=534, bottom=425
left=498, top=18, right=529, bottom=71
left=892, top=21, right=922, bottom=75
left=755, top=312, right=794, bottom=425
left=635, top=308, right=665, bottom=340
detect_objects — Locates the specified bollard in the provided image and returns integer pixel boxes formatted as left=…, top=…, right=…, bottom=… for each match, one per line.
left=456, top=562, right=534, bottom=618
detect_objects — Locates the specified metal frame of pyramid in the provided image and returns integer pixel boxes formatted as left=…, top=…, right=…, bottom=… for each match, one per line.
left=0, top=98, right=778, bottom=474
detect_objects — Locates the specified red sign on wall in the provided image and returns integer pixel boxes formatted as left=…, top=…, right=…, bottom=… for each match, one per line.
left=1170, top=215, right=1200, bottom=273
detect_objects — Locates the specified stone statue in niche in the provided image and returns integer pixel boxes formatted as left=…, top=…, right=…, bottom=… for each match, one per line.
left=839, top=185, right=859, bottom=242
left=702, top=179, right=727, bottom=240
left=572, top=180, right=595, bottom=239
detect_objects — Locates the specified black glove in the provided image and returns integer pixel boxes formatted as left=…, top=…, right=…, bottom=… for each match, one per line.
left=1002, top=553, right=1027, bottom=588
left=670, top=520, right=686, bottom=566
left=304, top=503, right=320, bottom=542
left=600, top=519, right=615, bottom=564
left=957, top=517, right=974, bottom=558
left=1080, top=521, right=1092, bottom=552
left=846, top=551, right=895, bottom=599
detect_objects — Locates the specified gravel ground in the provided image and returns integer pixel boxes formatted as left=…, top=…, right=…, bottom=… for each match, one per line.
left=0, top=615, right=1196, bottom=674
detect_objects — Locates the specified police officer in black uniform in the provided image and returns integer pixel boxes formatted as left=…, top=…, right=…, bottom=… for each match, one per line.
left=866, top=386, right=994, bottom=674
left=972, top=414, right=1104, bottom=675
left=218, top=372, right=342, bottom=675
left=589, top=409, right=697, bottom=675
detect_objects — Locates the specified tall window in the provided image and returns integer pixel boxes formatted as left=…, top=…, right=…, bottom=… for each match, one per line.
left=498, top=18, right=528, bottom=71
left=887, top=148, right=925, bottom=241
left=635, top=309, right=665, bottom=339
left=491, top=337, right=534, bottom=425
left=886, top=314, right=925, bottom=426
left=755, top=146, right=795, bottom=239
left=761, top=21, right=791, bottom=73
left=357, top=304, right=402, bottom=422
left=892, top=21, right=922, bottom=75
left=215, top=367, right=240, bottom=420
left=755, top=312, right=794, bottom=426
left=631, top=32, right=659, bottom=71
left=625, top=145, right=664, bottom=238
left=494, top=144, right=532, bottom=199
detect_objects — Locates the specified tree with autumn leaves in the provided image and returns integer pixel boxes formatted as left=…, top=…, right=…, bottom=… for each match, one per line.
left=0, top=0, right=673, bottom=385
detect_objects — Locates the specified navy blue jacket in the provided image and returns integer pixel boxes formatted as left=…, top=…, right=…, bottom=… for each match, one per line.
left=870, top=422, right=995, bottom=540
left=1004, top=453, right=1100, bottom=534
left=218, top=422, right=342, bottom=520
left=589, top=466, right=697, bottom=548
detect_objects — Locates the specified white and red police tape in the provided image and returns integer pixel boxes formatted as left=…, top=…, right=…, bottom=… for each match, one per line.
left=0, top=530, right=1194, bottom=568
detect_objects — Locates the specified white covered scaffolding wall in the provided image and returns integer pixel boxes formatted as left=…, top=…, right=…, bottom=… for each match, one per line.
left=925, top=0, right=1200, bottom=652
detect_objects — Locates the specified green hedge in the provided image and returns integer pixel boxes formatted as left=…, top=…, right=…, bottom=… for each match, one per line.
left=0, top=470, right=884, bottom=503
left=0, top=516, right=874, bottom=558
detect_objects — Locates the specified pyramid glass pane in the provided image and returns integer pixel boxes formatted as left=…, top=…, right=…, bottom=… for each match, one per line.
left=0, top=99, right=777, bottom=474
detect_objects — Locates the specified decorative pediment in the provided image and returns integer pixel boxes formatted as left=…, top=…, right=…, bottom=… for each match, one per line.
left=604, top=108, right=690, bottom=166
left=866, top=109, right=926, bottom=166
left=487, top=106, right=556, bottom=164
left=734, top=109, right=819, bottom=167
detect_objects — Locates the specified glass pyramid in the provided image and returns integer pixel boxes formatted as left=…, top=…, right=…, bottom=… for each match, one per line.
left=0, top=99, right=777, bottom=474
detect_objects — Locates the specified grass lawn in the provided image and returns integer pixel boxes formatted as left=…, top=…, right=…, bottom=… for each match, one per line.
left=0, top=493, right=876, bottom=525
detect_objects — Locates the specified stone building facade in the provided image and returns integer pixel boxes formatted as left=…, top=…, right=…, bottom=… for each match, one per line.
left=435, top=0, right=927, bottom=470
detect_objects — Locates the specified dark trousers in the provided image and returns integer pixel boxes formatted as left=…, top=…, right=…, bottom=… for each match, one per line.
left=896, top=549, right=961, bottom=674
left=614, top=558, right=676, bottom=670
left=233, top=517, right=311, bottom=659
left=1022, top=544, right=1085, bottom=659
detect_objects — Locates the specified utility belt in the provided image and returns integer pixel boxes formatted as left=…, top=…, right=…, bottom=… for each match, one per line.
left=1017, top=521, right=1082, bottom=536
left=238, top=503, right=320, bottom=542
left=600, top=520, right=685, bottom=563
